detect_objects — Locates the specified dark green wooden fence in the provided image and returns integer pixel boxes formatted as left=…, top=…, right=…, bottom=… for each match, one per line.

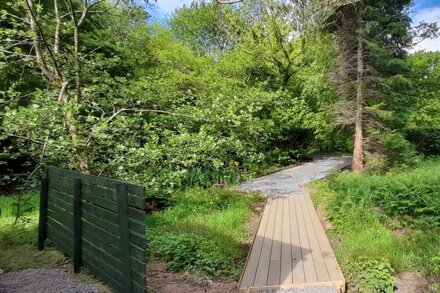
left=38, top=166, right=147, bottom=293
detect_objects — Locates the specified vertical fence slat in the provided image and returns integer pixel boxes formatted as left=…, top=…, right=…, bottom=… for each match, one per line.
left=38, top=176, right=49, bottom=251
left=73, top=178, right=83, bottom=273
left=117, top=183, right=133, bottom=292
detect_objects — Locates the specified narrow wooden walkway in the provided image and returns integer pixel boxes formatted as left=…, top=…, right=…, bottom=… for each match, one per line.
left=239, top=195, right=345, bottom=293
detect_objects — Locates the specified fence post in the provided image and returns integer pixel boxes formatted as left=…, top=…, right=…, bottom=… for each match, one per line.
left=73, top=178, right=82, bottom=273
left=38, top=175, right=49, bottom=251
left=117, top=183, right=133, bottom=292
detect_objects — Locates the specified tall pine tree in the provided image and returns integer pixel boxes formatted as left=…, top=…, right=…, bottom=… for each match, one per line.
left=332, top=0, right=412, bottom=172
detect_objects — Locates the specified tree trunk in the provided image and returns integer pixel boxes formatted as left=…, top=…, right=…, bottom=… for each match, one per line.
left=73, top=25, right=82, bottom=103
left=352, top=28, right=364, bottom=173
left=59, top=80, right=89, bottom=174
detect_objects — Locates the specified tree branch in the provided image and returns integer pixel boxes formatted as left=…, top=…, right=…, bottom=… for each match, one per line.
left=25, top=0, right=62, bottom=80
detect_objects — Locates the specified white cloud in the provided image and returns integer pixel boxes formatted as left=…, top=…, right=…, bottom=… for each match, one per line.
left=411, top=6, right=440, bottom=52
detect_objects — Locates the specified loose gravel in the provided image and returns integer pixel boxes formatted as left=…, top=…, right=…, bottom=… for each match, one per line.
left=0, top=268, right=99, bottom=293
left=239, top=156, right=351, bottom=196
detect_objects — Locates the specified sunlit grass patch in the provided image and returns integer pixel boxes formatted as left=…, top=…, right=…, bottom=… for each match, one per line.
left=310, top=160, right=440, bottom=291
left=147, top=187, right=263, bottom=278
left=0, top=192, right=66, bottom=272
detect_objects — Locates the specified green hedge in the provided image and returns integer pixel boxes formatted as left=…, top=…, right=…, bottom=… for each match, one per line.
left=405, top=128, right=440, bottom=156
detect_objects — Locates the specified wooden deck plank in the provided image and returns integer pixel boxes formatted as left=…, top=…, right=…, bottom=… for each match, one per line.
left=254, top=197, right=278, bottom=286
left=300, top=195, right=330, bottom=282
left=280, top=198, right=293, bottom=285
left=305, top=195, right=345, bottom=282
left=240, top=194, right=345, bottom=293
left=295, top=196, right=318, bottom=283
left=267, top=198, right=283, bottom=285
left=240, top=197, right=273, bottom=288
left=289, top=196, right=305, bottom=284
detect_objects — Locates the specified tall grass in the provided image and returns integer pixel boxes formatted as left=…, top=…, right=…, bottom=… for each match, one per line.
left=0, top=192, right=65, bottom=271
left=311, top=159, right=440, bottom=290
left=147, top=188, right=263, bottom=278
left=328, top=159, right=440, bottom=226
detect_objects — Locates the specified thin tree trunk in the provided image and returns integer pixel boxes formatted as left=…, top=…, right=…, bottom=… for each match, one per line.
left=27, top=0, right=51, bottom=79
left=73, top=25, right=82, bottom=103
left=54, top=0, right=61, bottom=56
left=352, top=26, right=364, bottom=173
left=66, top=1, right=88, bottom=173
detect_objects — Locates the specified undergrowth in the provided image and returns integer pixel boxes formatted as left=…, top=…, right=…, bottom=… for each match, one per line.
left=147, top=187, right=263, bottom=279
left=311, top=159, right=440, bottom=292
left=0, top=192, right=66, bottom=271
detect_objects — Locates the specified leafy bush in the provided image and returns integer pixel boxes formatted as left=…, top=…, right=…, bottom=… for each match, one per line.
left=405, top=128, right=440, bottom=156
left=147, top=188, right=262, bottom=278
left=364, top=153, right=388, bottom=174
left=380, top=132, right=421, bottom=170
left=346, top=257, right=397, bottom=293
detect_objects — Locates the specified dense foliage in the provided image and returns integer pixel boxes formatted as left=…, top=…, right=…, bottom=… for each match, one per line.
left=1, top=0, right=438, bottom=195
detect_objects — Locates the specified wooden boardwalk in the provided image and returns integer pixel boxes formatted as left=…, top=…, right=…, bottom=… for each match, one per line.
left=239, top=195, right=345, bottom=293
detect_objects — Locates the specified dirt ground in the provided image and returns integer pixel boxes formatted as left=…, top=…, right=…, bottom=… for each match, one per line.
left=395, top=272, right=430, bottom=292
left=147, top=261, right=238, bottom=293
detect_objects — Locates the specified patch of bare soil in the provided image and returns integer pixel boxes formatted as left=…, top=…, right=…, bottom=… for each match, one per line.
left=147, top=261, right=238, bottom=293
left=395, top=272, right=429, bottom=293
left=393, top=227, right=412, bottom=239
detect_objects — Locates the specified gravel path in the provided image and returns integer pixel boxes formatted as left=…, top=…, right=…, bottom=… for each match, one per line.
left=239, top=156, right=351, bottom=196
left=0, top=268, right=99, bottom=293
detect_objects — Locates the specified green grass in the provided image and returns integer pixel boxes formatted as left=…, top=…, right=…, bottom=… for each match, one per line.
left=147, top=187, right=263, bottom=279
left=0, top=192, right=66, bottom=272
left=311, top=159, right=440, bottom=292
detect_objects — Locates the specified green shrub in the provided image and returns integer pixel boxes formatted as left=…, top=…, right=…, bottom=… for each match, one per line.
left=345, top=257, right=397, bottom=293
left=149, top=232, right=201, bottom=271
left=380, top=132, right=421, bottom=170
left=364, top=153, right=388, bottom=174
left=405, top=128, right=440, bottom=156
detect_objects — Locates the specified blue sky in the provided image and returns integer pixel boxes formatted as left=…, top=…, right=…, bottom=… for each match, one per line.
left=411, top=0, right=440, bottom=51
left=149, top=0, right=440, bottom=52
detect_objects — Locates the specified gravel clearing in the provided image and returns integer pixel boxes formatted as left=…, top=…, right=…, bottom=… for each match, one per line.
left=239, top=156, right=351, bottom=196
left=0, top=268, right=99, bottom=293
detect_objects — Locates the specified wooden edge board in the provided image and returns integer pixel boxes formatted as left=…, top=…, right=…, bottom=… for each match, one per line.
left=239, top=280, right=346, bottom=293
left=238, top=195, right=269, bottom=287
